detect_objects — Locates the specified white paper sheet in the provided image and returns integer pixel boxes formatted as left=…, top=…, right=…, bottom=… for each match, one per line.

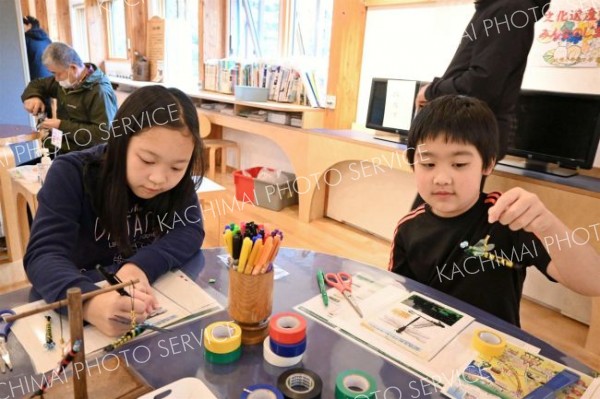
left=296, top=276, right=542, bottom=390
left=10, top=270, right=222, bottom=374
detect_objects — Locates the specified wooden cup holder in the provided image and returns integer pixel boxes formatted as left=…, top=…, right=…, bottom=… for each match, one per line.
left=228, top=267, right=274, bottom=345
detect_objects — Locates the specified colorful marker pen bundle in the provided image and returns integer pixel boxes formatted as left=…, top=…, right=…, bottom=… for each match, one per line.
left=223, top=221, right=283, bottom=275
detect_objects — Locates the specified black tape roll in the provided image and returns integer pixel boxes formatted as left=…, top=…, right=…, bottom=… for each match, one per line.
left=277, top=368, right=322, bottom=399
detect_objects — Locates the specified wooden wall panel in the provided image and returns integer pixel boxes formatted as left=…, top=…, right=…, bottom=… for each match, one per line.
left=200, top=0, right=227, bottom=87
left=84, top=0, right=107, bottom=68
left=33, top=0, right=48, bottom=33
left=20, top=0, right=29, bottom=17
left=325, top=0, right=366, bottom=129
left=55, top=0, right=72, bottom=45
left=127, top=0, right=148, bottom=59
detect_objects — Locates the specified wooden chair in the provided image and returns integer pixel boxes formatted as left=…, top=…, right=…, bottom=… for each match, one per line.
left=0, top=138, right=42, bottom=262
left=199, top=114, right=240, bottom=179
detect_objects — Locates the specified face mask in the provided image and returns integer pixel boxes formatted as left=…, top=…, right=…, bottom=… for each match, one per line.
left=58, top=68, right=76, bottom=89
left=59, top=78, right=74, bottom=89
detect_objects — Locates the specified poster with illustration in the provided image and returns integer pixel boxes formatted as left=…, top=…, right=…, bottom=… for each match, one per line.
left=533, top=0, right=600, bottom=67
left=445, top=342, right=600, bottom=398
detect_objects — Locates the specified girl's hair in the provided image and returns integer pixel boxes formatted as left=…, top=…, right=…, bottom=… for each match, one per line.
left=85, top=85, right=205, bottom=256
left=406, top=95, right=499, bottom=170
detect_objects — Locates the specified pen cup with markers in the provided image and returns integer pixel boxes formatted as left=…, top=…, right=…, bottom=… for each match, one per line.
left=228, top=265, right=274, bottom=345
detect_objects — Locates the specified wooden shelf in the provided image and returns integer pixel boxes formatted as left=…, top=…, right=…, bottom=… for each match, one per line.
left=111, top=77, right=325, bottom=130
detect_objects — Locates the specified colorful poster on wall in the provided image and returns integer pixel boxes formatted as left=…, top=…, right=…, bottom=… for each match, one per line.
left=534, top=0, right=600, bottom=67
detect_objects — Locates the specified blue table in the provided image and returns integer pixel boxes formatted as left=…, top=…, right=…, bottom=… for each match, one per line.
left=0, top=248, right=594, bottom=398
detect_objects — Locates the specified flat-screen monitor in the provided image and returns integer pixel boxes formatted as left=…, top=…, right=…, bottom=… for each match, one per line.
left=500, top=90, right=600, bottom=177
left=365, top=78, right=423, bottom=144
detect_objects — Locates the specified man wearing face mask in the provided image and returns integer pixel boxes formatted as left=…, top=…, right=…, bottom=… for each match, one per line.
left=21, top=42, right=117, bottom=155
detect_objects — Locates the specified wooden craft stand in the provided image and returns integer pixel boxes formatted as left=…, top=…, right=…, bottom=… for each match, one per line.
left=4, top=280, right=153, bottom=399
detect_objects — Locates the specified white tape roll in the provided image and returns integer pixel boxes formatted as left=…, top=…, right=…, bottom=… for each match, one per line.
left=263, top=337, right=303, bottom=367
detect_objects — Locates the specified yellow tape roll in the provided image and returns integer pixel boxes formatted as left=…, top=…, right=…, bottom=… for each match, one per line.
left=472, top=329, right=506, bottom=358
left=203, top=321, right=242, bottom=354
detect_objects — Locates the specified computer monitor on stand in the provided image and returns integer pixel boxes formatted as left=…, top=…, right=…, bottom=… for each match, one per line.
left=365, top=78, right=427, bottom=144
left=499, top=90, right=600, bottom=177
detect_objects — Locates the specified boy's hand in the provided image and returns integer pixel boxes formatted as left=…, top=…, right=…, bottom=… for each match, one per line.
left=82, top=291, right=148, bottom=337
left=416, top=84, right=430, bottom=110
left=488, top=187, right=558, bottom=235
left=116, top=263, right=159, bottom=314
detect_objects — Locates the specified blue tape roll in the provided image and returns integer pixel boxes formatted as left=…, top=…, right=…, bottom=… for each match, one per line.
left=269, top=336, right=307, bottom=358
left=241, top=384, right=284, bottom=399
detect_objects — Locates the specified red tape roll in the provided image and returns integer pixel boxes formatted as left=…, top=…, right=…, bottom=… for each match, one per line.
left=269, top=312, right=307, bottom=345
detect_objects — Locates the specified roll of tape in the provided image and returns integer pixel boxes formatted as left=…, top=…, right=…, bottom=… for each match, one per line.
left=204, top=321, right=242, bottom=354
left=472, top=329, right=506, bottom=358
left=277, top=368, right=322, bottom=399
left=241, top=384, right=284, bottom=399
left=269, top=312, right=307, bottom=345
left=335, top=369, right=377, bottom=399
left=270, top=336, right=307, bottom=358
left=204, top=346, right=242, bottom=364
left=263, top=337, right=303, bottom=368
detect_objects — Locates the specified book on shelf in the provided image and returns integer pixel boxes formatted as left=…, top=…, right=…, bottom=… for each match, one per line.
left=267, top=111, right=291, bottom=125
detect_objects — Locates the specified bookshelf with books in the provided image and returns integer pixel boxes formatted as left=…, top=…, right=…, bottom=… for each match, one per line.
left=188, top=90, right=325, bottom=129
left=109, top=76, right=325, bottom=129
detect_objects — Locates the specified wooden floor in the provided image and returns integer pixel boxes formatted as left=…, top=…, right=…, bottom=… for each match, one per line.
left=1, top=169, right=598, bottom=372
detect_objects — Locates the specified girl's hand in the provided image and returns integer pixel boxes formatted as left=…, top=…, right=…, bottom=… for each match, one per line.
left=82, top=291, right=148, bottom=337
left=116, top=263, right=159, bottom=313
left=488, top=187, right=558, bottom=236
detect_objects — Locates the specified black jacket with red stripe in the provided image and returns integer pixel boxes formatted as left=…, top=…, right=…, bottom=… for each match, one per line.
left=389, top=192, right=552, bottom=326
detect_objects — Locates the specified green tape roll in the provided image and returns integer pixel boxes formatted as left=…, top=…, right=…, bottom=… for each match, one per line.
left=335, top=369, right=377, bottom=399
left=204, top=346, right=242, bottom=364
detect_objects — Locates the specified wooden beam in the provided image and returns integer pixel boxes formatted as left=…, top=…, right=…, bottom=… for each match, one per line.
left=84, top=0, right=107, bottom=68
left=324, top=0, right=366, bottom=129
left=126, top=0, right=148, bottom=59
left=200, top=0, right=227, bottom=88
left=34, top=0, right=48, bottom=32
left=55, top=0, right=72, bottom=45
left=20, top=0, right=29, bottom=17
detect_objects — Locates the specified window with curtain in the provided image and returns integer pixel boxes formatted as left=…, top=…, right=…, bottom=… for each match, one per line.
left=147, top=0, right=199, bottom=84
left=70, top=1, right=90, bottom=62
left=104, top=0, right=128, bottom=59
left=229, top=0, right=280, bottom=58
left=228, top=0, right=332, bottom=95
left=289, top=0, right=332, bottom=59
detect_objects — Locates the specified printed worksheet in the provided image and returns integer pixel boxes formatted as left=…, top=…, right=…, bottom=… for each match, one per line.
left=10, top=270, right=222, bottom=374
left=353, top=292, right=473, bottom=361
left=445, top=342, right=600, bottom=399
left=296, top=276, right=544, bottom=390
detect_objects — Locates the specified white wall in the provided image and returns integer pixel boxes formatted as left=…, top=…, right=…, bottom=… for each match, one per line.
left=223, top=129, right=295, bottom=173
left=356, top=1, right=600, bottom=167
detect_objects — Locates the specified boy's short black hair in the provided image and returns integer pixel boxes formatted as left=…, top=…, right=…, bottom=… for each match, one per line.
left=407, top=95, right=499, bottom=170
left=23, top=16, right=40, bottom=28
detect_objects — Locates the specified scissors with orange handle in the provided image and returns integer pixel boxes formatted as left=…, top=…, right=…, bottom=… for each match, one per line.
left=324, top=272, right=363, bottom=318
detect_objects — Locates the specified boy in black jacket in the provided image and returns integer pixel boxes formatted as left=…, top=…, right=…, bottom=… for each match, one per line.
left=389, top=95, right=600, bottom=326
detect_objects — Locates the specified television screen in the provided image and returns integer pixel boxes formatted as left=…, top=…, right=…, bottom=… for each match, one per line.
left=366, top=78, right=421, bottom=141
left=506, top=90, right=600, bottom=171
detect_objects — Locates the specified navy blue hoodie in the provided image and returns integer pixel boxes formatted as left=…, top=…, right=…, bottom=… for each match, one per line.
left=24, top=145, right=205, bottom=303
left=25, top=28, right=52, bottom=80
